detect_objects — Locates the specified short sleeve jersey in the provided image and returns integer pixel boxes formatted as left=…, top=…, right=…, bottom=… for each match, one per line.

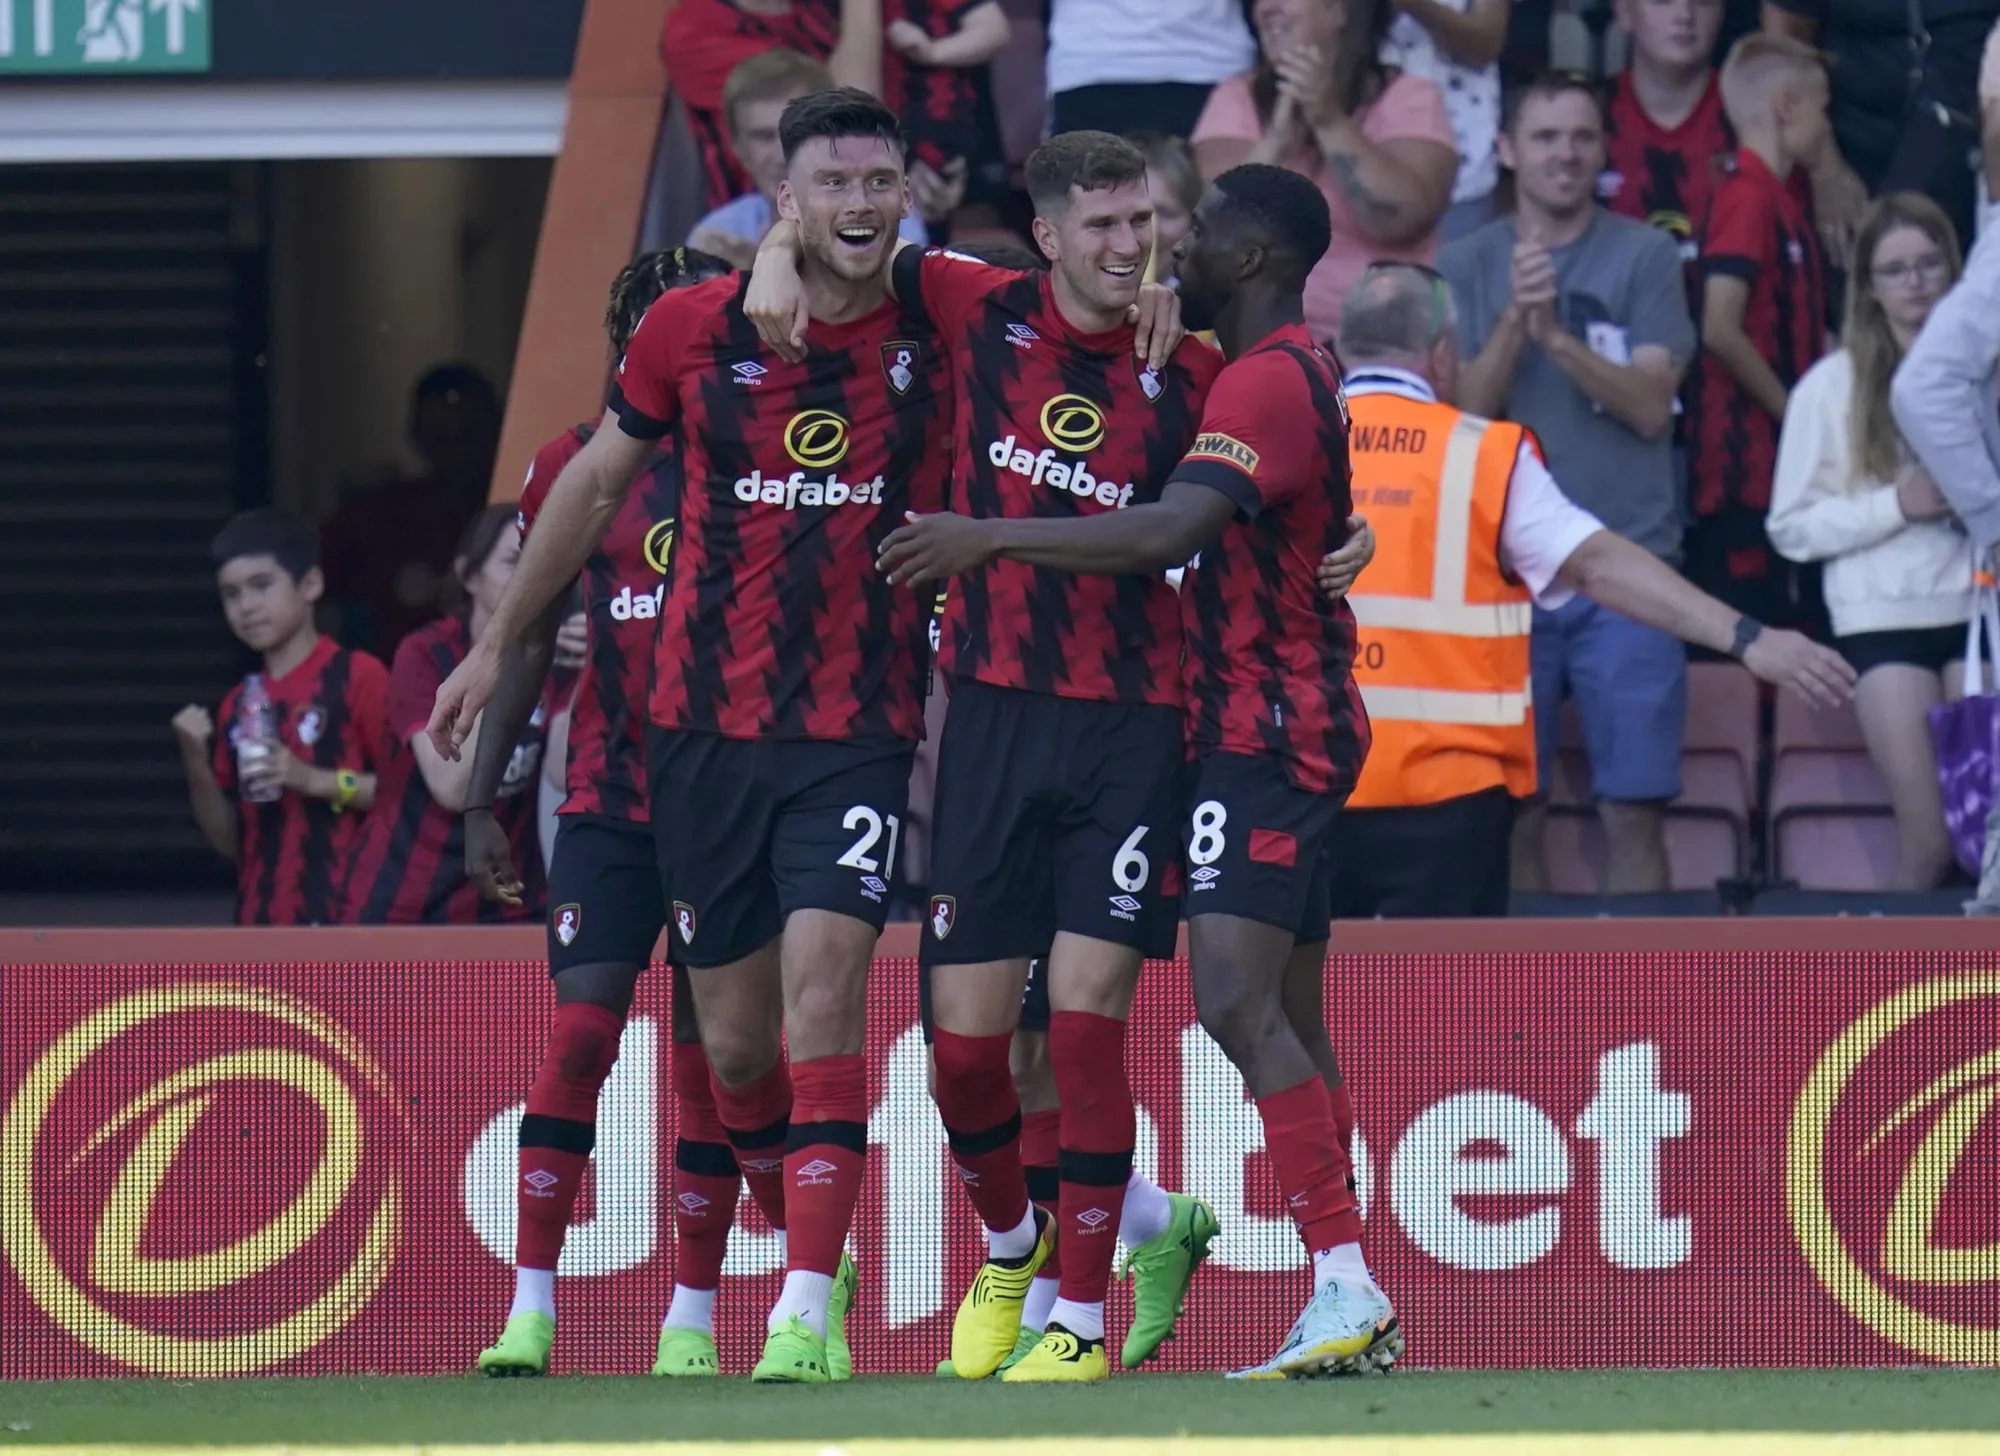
left=213, top=636, right=392, bottom=925
left=517, top=423, right=679, bottom=821
left=1686, top=148, right=1827, bottom=516
left=1171, top=324, right=1370, bottom=794
left=612, top=272, right=948, bottom=742
left=895, top=246, right=1224, bottom=706
left=342, top=617, right=546, bottom=924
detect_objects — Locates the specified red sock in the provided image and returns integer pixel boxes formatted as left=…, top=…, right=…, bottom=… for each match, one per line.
left=784, top=1054, right=868, bottom=1276
left=1256, top=1076, right=1363, bottom=1254
left=711, top=1059, right=792, bottom=1233
left=1328, top=1081, right=1357, bottom=1190
left=1049, top=1011, right=1135, bottom=1308
left=517, top=1002, right=623, bottom=1271
left=932, top=1028, right=1031, bottom=1235
left=1021, top=1106, right=1063, bottom=1279
left=672, top=1041, right=740, bottom=1292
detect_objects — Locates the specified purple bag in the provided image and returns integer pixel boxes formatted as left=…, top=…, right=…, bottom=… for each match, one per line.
left=1927, top=584, right=2000, bottom=877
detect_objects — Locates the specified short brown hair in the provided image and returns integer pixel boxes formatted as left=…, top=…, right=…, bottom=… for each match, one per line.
left=1127, top=131, right=1203, bottom=215
left=1504, top=71, right=1604, bottom=135
left=723, top=49, right=832, bottom=137
left=1718, top=33, right=1823, bottom=129
left=1024, top=131, right=1147, bottom=214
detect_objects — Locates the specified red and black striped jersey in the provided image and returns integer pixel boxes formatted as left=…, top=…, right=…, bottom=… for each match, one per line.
left=1171, top=325, right=1370, bottom=794
left=1686, top=148, right=1826, bottom=517
left=612, top=272, right=949, bottom=741
left=212, top=635, right=391, bottom=925
left=342, top=615, right=546, bottom=923
left=658, top=0, right=838, bottom=208
left=518, top=423, right=678, bottom=822
left=894, top=247, right=1223, bottom=707
left=1600, top=72, right=1734, bottom=260
left=883, top=0, right=995, bottom=175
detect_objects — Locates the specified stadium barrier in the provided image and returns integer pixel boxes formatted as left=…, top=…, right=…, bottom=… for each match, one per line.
left=3, top=921, right=1996, bottom=1377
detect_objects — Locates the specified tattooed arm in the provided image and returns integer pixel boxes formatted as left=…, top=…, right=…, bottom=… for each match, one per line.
left=1311, top=120, right=1457, bottom=246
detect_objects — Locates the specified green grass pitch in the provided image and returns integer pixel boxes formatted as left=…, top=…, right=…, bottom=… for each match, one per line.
left=2, top=1371, right=1999, bottom=1449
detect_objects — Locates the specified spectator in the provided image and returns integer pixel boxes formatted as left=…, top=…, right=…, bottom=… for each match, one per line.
left=1379, top=0, right=1506, bottom=240
left=1438, top=72, right=1697, bottom=894
left=1130, top=131, right=1205, bottom=278
left=1192, top=0, right=1459, bottom=341
left=320, top=363, right=500, bottom=660
left=688, top=53, right=931, bottom=270
left=1684, top=35, right=1831, bottom=631
left=1769, top=194, right=1972, bottom=889
left=884, top=0, right=1011, bottom=230
left=1328, top=265, right=1850, bottom=914
left=661, top=0, right=882, bottom=210
left=343, top=505, right=549, bottom=924
left=1044, top=0, right=1256, bottom=139
left=1762, top=0, right=1997, bottom=256
left=1891, top=23, right=2000, bottom=912
left=172, top=509, right=391, bottom=925
left=1600, top=0, right=1736, bottom=261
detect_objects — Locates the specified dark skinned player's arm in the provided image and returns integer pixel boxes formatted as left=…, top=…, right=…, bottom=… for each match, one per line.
left=985, top=481, right=1236, bottom=576
left=464, top=592, right=566, bottom=812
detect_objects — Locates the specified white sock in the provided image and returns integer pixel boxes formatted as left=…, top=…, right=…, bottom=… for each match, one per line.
left=768, top=1269, right=836, bottom=1338
left=1022, top=1275, right=1059, bottom=1333
left=661, top=1284, right=716, bottom=1334
left=988, top=1203, right=1038, bottom=1262
left=1047, top=1296, right=1105, bottom=1343
left=1118, top=1170, right=1172, bottom=1248
left=510, top=1267, right=555, bottom=1320
left=1312, top=1241, right=1370, bottom=1292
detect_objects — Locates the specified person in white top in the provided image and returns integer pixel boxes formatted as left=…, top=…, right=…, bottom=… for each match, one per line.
left=1043, top=0, right=1257, bottom=139
left=1772, top=194, right=1976, bottom=890
left=1378, top=0, right=1505, bottom=240
left=1322, top=264, right=1852, bottom=908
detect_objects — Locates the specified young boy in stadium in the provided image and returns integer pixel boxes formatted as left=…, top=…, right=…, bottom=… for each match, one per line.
left=172, top=509, right=391, bottom=925
left=882, top=0, right=1010, bottom=229
left=1685, top=34, right=1830, bottom=629
left=471, top=247, right=821, bottom=1382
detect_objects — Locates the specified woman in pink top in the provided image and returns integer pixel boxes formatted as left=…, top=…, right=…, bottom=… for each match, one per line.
left=1191, top=0, right=1458, bottom=342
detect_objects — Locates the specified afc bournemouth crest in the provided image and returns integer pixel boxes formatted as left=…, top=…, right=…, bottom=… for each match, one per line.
left=1136, top=359, right=1164, bottom=401
left=883, top=341, right=919, bottom=395
left=929, top=894, right=956, bottom=941
left=295, top=706, right=324, bottom=746
left=674, top=900, right=697, bottom=945
left=553, top=903, right=582, bottom=947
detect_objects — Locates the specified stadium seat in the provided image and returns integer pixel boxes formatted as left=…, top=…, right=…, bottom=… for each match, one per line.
left=1509, top=890, right=1725, bottom=918
left=1749, top=887, right=1969, bottom=916
left=1540, top=807, right=1744, bottom=894
left=1768, top=695, right=1895, bottom=890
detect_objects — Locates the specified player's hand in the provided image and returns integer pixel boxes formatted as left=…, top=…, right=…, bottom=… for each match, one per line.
left=554, top=610, right=589, bottom=669
left=464, top=807, right=525, bottom=907
left=1129, top=282, right=1184, bottom=372
left=1314, top=513, right=1377, bottom=599
left=428, top=642, right=501, bottom=760
left=887, top=17, right=933, bottom=60
left=1741, top=629, right=1857, bottom=709
left=877, top=510, right=999, bottom=586
left=171, top=703, right=214, bottom=754
left=744, top=230, right=812, bottom=364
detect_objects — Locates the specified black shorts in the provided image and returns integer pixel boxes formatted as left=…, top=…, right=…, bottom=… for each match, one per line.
left=546, top=814, right=672, bottom=974
left=1837, top=625, right=1965, bottom=677
left=923, top=679, right=1184, bottom=965
left=918, top=953, right=1052, bottom=1044
left=1323, top=786, right=1515, bottom=920
left=648, top=729, right=915, bottom=968
left=1180, top=752, right=1343, bottom=943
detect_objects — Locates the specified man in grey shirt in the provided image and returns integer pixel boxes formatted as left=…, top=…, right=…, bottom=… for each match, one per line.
left=1438, top=72, right=1697, bottom=897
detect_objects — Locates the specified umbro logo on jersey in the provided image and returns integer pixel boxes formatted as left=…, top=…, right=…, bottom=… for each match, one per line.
left=553, top=903, right=582, bottom=946
left=732, top=360, right=768, bottom=385
left=1006, top=323, right=1038, bottom=349
left=797, top=1158, right=839, bottom=1186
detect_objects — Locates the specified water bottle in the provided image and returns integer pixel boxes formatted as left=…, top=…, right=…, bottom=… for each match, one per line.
left=237, top=674, right=282, bottom=803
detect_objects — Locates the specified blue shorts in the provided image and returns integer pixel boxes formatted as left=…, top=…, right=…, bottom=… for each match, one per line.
left=1531, top=597, right=1685, bottom=804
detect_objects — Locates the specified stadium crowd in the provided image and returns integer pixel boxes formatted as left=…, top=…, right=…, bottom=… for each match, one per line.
left=153, top=0, right=2000, bottom=1390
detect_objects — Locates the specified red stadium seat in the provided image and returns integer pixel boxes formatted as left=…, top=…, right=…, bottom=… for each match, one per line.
left=1768, top=695, right=1894, bottom=890
left=1540, top=807, right=1743, bottom=894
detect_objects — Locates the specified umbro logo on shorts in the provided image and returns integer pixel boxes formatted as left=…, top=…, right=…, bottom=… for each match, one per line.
left=1109, top=894, right=1142, bottom=920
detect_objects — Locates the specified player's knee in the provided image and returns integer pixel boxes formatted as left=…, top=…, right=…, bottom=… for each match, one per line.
left=702, top=1026, right=781, bottom=1089
left=784, top=975, right=865, bottom=1058
left=552, top=961, right=643, bottom=1019
left=1193, top=968, right=1278, bottom=1062
left=931, top=1027, right=1015, bottom=1127
left=544, top=1001, right=623, bottom=1089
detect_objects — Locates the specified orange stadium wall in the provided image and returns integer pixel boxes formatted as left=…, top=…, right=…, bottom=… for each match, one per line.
left=489, top=0, right=677, bottom=505
left=3, top=921, right=1996, bottom=1377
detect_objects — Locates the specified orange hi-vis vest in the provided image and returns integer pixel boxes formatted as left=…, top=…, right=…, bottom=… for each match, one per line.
left=1344, top=388, right=1536, bottom=810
